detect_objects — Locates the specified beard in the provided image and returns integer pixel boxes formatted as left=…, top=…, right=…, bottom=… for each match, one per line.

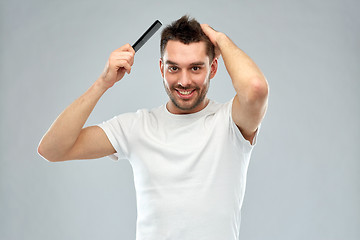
left=163, top=76, right=210, bottom=113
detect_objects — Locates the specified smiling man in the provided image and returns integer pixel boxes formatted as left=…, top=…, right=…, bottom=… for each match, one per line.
left=160, top=38, right=216, bottom=114
left=38, top=16, right=268, bottom=240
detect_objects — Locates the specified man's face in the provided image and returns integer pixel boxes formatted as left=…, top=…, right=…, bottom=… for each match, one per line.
left=160, top=40, right=218, bottom=114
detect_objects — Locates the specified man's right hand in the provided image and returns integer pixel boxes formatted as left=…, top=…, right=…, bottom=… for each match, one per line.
left=99, top=44, right=135, bottom=89
left=38, top=44, right=136, bottom=162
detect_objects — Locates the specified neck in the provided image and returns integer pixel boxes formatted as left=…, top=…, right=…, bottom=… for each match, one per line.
left=166, top=98, right=210, bottom=115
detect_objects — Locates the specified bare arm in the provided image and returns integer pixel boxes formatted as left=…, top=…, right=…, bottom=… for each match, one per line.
left=38, top=44, right=135, bottom=162
left=201, top=24, right=269, bottom=144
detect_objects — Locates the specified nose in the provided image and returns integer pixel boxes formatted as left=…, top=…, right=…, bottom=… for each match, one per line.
left=177, top=70, right=192, bottom=88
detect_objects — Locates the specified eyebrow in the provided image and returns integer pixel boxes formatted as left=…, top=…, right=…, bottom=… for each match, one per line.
left=165, top=60, right=205, bottom=66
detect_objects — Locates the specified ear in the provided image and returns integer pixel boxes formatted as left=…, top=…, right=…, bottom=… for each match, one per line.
left=159, top=58, right=164, bottom=78
left=209, top=58, right=218, bottom=79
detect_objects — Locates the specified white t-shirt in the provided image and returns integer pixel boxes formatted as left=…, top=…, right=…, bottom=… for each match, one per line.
left=98, top=99, right=259, bottom=240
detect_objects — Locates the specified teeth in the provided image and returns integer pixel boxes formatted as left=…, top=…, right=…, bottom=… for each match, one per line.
left=179, top=90, right=192, bottom=95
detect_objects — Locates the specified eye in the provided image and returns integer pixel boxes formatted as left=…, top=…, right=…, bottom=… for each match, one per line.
left=168, top=66, right=178, bottom=72
left=192, top=66, right=201, bottom=71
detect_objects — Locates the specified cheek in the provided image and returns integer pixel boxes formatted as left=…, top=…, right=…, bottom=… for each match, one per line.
left=163, top=72, right=177, bottom=85
left=162, top=75, right=174, bottom=89
left=195, top=72, right=210, bottom=85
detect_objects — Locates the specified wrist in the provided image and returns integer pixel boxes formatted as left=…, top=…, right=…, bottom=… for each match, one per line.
left=93, top=77, right=111, bottom=94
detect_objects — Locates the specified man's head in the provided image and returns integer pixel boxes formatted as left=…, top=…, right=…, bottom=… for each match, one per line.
left=160, top=15, right=215, bottom=62
left=160, top=16, right=218, bottom=114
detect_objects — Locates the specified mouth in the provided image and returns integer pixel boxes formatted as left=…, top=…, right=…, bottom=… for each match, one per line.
left=175, top=89, right=196, bottom=99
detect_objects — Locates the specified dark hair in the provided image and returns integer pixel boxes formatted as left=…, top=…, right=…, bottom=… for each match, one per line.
left=160, top=15, right=215, bottom=61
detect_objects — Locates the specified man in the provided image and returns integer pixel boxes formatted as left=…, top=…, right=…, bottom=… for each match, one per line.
left=38, top=16, right=268, bottom=240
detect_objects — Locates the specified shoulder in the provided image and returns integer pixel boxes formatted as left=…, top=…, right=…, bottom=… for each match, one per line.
left=211, top=98, right=259, bottom=147
left=106, top=105, right=164, bottom=128
left=207, top=99, right=232, bottom=117
left=109, top=105, right=162, bottom=120
left=199, top=99, right=233, bottom=130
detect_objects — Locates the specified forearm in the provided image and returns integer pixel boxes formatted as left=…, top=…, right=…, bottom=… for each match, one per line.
left=217, top=33, right=267, bottom=101
left=38, top=78, right=108, bottom=161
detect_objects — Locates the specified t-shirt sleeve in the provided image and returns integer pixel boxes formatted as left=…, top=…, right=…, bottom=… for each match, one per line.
left=225, top=98, right=261, bottom=151
left=98, top=112, right=138, bottom=161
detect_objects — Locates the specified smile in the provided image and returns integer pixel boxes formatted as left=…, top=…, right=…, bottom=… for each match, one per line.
left=176, top=89, right=196, bottom=99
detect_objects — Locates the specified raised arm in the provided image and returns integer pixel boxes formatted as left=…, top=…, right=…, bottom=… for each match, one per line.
left=38, top=44, right=135, bottom=162
left=201, top=24, right=269, bottom=144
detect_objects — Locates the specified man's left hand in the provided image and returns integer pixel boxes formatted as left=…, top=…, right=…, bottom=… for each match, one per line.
left=201, top=24, right=222, bottom=59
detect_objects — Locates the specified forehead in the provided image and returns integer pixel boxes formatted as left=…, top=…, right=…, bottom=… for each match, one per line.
left=163, top=40, right=209, bottom=65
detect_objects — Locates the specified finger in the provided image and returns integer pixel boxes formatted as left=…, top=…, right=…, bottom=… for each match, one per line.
left=108, top=58, right=132, bottom=76
left=118, top=53, right=134, bottom=66
left=200, top=24, right=208, bottom=34
left=200, top=24, right=214, bottom=34
left=200, top=24, right=218, bottom=47
left=118, top=60, right=132, bottom=74
left=109, top=51, right=135, bottom=67
left=115, top=43, right=136, bottom=54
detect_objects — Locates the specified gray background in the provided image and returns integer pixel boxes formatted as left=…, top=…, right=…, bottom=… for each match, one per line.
left=1, top=0, right=359, bottom=239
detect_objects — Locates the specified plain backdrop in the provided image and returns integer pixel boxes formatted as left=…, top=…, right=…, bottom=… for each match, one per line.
left=1, top=0, right=359, bottom=239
